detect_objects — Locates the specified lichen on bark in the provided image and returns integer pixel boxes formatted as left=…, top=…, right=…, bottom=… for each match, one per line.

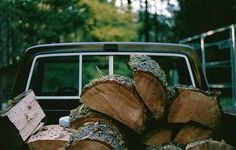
left=129, top=55, right=175, bottom=99
left=145, top=142, right=186, bottom=150
left=69, top=104, right=93, bottom=123
left=65, top=121, right=127, bottom=150
left=82, top=74, right=135, bottom=95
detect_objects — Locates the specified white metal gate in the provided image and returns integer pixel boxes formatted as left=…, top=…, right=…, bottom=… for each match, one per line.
left=180, top=24, right=236, bottom=108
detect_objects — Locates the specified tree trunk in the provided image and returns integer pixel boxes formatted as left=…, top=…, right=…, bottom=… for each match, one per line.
left=80, top=75, right=147, bottom=134
left=144, top=0, right=150, bottom=42
left=175, top=123, right=213, bottom=144
left=27, top=125, right=72, bottom=150
left=0, top=90, right=45, bottom=149
left=127, top=0, right=132, bottom=10
left=186, top=139, right=235, bottom=150
left=141, top=127, right=172, bottom=146
left=65, top=121, right=127, bottom=150
left=168, top=87, right=222, bottom=130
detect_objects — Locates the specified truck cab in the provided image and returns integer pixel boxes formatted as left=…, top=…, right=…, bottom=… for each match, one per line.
left=11, top=42, right=235, bottom=145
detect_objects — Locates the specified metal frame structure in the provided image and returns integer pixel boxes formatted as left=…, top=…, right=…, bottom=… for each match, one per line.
left=180, top=24, right=236, bottom=106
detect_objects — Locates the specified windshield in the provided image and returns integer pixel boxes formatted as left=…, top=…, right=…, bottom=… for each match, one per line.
left=27, top=53, right=194, bottom=97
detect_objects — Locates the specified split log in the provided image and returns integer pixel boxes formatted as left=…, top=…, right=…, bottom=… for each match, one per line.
left=168, top=87, right=222, bottom=130
left=80, top=75, right=147, bottom=134
left=27, top=125, right=72, bottom=150
left=186, top=139, right=235, bottom=150
left=65, top=121, right=127, bottom=150
left=69, top=104, right=112, bottom=129
left=175, top=123, right=213, bottom=144
left=141, top=127, right=172, bottom=146
left=0, top=90, right=45, bottom=149
left=145, top=142, right=186, bottom=150
left=129, top=55, right=175, bottom=120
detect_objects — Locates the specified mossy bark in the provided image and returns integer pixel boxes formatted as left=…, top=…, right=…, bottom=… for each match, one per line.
left=185, top=139, right=235, bottom=150
left=69, top=104, right=113, bottom=129
left=129, top=55, right=175, bottom=120
left=144, top=142, right=186, bottom=150
left=129, top=55, right=175, bottom=99
left=65, top=121, right=127, bottom=150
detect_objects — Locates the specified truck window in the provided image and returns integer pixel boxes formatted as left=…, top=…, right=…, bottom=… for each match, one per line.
left=113, top=55, right=192, bottom=87
left=82, top=56, right=109, bottom=87
left=29, top=56, right=79, bottom=96
left=150, top=56, right=192, bottom=86
left=28, top=53, right=193, bottom=97
left=114, top=56, right=133, bottom=78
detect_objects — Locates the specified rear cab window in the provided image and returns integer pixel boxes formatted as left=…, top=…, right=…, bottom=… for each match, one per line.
left=26, top=53, right=195, bottom=98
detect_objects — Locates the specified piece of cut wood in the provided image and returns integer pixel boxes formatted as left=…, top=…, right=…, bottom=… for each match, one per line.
left=129, top=55, right=174, bottom=120
left=69, top=104, right=114, bottom=129
left=69, top=141, right=110, bottom=150
left=175, top=123, right=213, bottom=144
left=65, top=121, right=127, bottom=150
left=80, top=75, right=147, bottom=134
left=134, top=71, right=167, bottom=120
left=27, top=125, right=72, bottom=150
left=145, top=142, right=186, bottom=150
left=186, top=139, right=235, bottom=150
left=141, top=127, right=172, bottom=146
left=168, top=87, right=222, bottom=130
left=0, top=90, right=45, bottom=149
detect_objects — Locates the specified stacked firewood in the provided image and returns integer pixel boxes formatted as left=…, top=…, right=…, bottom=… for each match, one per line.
left=62, top=55, right=232, bottom=150
left=0, top=55, right=235, bottom=150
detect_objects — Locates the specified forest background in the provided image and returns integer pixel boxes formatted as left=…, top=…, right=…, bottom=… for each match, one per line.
left=1, top=0, right=236, bottom=67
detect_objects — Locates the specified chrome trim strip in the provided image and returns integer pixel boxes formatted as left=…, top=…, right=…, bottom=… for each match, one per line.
left=26, top=52, right=196, bottom=99
left=109, top=55, right=114, bottom=76
left=79, top=54, right=82, bottom=96
left=36, top=96, right=80, bottom=100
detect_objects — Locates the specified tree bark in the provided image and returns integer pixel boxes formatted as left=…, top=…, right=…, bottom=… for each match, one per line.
left=186, top=139, right=235, bottom=150
left=144, top=0, right=150, bottom=42
left=127, top=0, right=132, bottom=10
left=145, top=142, right=186, bottom=150
left=65, top=121, right=127, bottom=150
left=129, top=55, right=174, bottom=120
left=69, top=104, right=113, bottom=129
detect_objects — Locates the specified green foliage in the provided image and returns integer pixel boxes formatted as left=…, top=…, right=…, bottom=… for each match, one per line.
left=0, top=0, right=139, bottom=67
left=79, top=0, right=138, bottom=41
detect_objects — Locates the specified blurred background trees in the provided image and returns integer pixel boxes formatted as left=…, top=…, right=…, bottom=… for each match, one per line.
left=1, top=0, right=236, bottom=67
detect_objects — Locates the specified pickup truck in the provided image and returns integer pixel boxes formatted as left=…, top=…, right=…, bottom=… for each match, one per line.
left=10, top=42, right=236, bottom=146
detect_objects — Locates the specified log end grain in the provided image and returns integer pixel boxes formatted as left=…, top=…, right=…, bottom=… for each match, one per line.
left=134, top=71, right=167, bottom=120
left=186, top=139, right=235, bottom=150
left=27, top=125, right=72, bottom=150
left=175, top=123, right=213, bottom=144
left=168, top=88, right=222, bottom=130
left=80, top=75, right=147, bottom=134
